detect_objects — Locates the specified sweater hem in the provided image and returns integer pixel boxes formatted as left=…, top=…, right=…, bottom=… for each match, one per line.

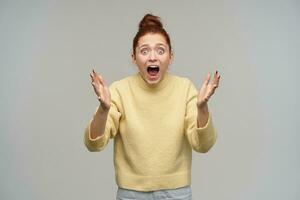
left=115, top=170, right=191, bottom=192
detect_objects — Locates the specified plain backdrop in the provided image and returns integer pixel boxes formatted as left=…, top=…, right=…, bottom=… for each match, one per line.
left=0, top=0, right=299, bottom=199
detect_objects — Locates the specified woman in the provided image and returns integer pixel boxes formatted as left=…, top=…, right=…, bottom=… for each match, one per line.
left=84, top=13, right=220, bottom=200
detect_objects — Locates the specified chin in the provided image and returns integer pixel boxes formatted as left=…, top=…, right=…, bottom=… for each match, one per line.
left=146, top=75, right=161, bottom=85
left=146, top=80, right=160, bottom=85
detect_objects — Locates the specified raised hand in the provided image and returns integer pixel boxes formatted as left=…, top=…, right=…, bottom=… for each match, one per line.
left=90, top=69, right=111, bottom=111
left=197, top=70, right=220, bottom=109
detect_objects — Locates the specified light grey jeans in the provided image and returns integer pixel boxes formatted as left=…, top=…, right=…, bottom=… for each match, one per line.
left=116, top=185, right=192, bottom=200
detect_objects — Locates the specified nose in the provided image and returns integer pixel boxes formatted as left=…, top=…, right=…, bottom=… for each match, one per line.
left=148, top=50, right=157, bottom=62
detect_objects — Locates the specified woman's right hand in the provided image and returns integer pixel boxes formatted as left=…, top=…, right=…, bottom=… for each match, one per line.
left=90, top=69, right=111, bottom=111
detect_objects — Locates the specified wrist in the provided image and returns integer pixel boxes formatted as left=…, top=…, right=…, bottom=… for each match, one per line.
left=197, top=103, right=209, bottom=128
left=197, top=102, right=208, bottom=114
left=97, top=97, right=110, bottom=112
left=98, top=104, right=110, bottom=113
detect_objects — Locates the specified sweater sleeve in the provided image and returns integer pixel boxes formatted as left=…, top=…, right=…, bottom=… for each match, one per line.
left=84, top=83, right=122, bottom=152
left=184, top=80, right=217, bottom=153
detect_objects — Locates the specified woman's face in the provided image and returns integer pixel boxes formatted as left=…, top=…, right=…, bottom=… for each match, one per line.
left=132, top=33, right=173, bottom=85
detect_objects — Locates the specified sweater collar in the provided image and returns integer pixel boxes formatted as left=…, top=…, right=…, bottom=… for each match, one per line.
left=136, top=72, right=171, bottom=91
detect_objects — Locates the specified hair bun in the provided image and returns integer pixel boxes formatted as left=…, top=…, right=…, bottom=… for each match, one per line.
left=139, top=14, right=163, bottom=30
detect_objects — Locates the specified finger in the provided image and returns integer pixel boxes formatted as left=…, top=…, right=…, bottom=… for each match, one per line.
left=93, top=69, right=105, bottom=85
left=214, top=70, right=218, bottom=80
left=91, top=82, right=98, bottom=90
left=91, top=69, right=98, bottom=80
left=216, top=74, right=221, bottom=87
left=98, top=74, right=106, bottom=86
left=205, top=89, right=214, bottom=100
left=90, top=73, right=94, bottom=81
left=213, top=70, right=218, bottom=83
left=93, top=69, right=106, bottom=85
left=212, top=81, right=219, bottom=89
left=92, top=69, right=100, bottom=81
left=215, top=75, right=220, bottom=88
left=91, top=82, right=97, bottom=89
left=212, top=70, right=220, bottom=88
left=203, top=73, right=211, bottom=85
left=91, top=82, right=103, bottom=99
left=98, top=87, right=105, bottom=102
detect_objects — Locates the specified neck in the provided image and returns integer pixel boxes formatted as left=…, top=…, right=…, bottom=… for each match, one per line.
left=136, top=72, right=170, bottom=91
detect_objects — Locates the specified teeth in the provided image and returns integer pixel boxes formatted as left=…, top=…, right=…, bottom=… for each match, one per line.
left=148, top=65, right=159, bottom=68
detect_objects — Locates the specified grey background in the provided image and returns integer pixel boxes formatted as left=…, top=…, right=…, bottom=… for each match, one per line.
left=1, top=0, right=299, bottom=199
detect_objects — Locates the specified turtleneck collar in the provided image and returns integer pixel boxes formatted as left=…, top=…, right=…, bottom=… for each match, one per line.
left=135, top=72, right=171, bottom=91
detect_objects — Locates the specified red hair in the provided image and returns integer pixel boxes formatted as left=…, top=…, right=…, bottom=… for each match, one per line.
left=132, top=14, right=172, bottom=56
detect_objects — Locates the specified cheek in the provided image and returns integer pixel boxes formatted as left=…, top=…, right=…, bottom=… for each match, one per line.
left=135, top=55, right=147, bottom=64
left=135, top=59, right=147, bottom=70
left=161, top=57, right=171, bottom=65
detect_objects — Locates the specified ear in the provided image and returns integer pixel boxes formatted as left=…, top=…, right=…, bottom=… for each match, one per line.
left=131, top=53, right=136, bottom=64
left=169, top=51, right=174, bottom=65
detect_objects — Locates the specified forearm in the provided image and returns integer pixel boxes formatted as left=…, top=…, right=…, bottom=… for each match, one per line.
left=197, top=103, right=209, bottom=128
left=90, top=105, right=110, bottom=139
left=194, top=103, right=217, bottom=153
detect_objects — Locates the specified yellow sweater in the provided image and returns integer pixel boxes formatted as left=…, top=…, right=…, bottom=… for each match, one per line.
left=84, top=72, right=217, bottom=191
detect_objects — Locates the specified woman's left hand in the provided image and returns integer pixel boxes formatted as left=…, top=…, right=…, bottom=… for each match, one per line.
left=197, top=70, right=220, bottom=109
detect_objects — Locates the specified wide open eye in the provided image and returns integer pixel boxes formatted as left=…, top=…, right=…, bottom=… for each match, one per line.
left=140, top=48, right=149, bottom=55
left=157, top=47, right=165, bottom=55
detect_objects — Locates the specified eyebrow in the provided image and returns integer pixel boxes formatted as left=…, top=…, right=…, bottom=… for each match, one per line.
left=138, top=43, right=167, bottom=49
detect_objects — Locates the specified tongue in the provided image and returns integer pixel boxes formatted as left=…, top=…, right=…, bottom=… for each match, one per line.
left=148, top=68, right=159, bottom=76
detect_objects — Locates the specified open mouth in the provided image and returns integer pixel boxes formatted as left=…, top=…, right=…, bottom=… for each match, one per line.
left=147, top=65, right=160, bottom=77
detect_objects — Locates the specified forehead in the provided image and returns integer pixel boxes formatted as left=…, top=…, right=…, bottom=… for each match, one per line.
left=137, top=33, right=168, bottom=47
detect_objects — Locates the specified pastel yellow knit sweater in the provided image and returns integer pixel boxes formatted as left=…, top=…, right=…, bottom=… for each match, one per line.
left=84, top=72, right=217, bottom=191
